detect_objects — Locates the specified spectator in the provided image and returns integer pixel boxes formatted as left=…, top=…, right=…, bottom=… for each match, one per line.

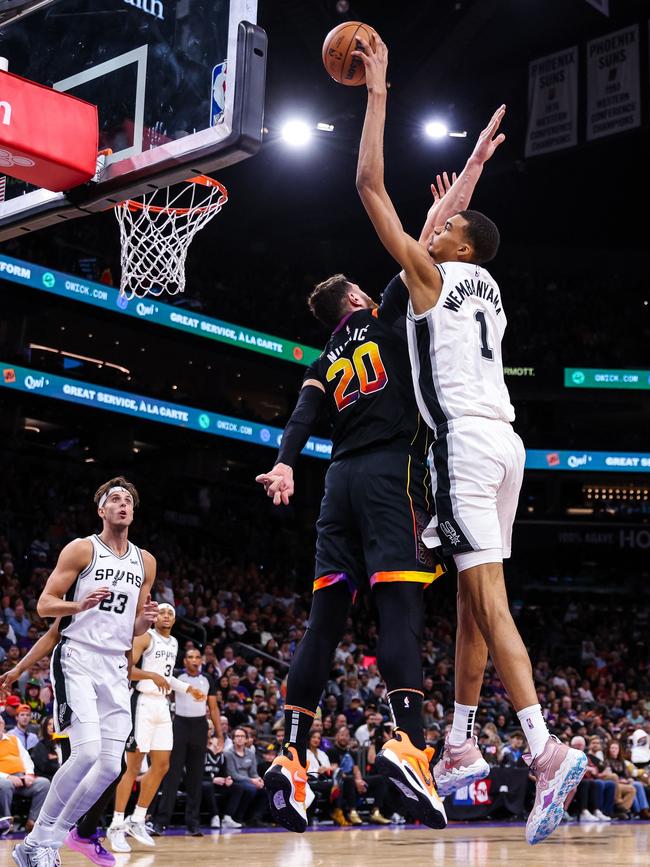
left=354, top=712, right=383, bottom=747
left=604, top=739, right=639, bottom=819
left=2, top=695, right=22, bottom=729
left=239, top=666, right=260, bottom=698
left=253, top=704, right=272, bottom=740
left=305, top=729, right=333, bottom=821
left=224, top=693, right=249, bottom=729
left=569, top=736, right=612, bottom=823
left=223, top=728, right=268, bottom=828
left=8, top=600, right=31, bottom=639
left=202, top=725, right=236, bottom=830
left=0, top=716, right=50, bottom=834
left=30, top=718, right=62, bottom=781
left=10, top=705, right=39, bottom=752
left=479, top=724, right=503, bottom=766
left=500, top=731, right=527, bottom=767
left=326, top=726, right=390, bottom=826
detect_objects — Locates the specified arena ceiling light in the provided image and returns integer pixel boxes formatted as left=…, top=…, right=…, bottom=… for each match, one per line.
left=424, top=120, right=449, bottom=139
left=281, top=119, right=312, bottom=147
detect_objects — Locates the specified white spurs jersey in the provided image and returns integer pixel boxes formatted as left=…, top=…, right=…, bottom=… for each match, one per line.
left=60, top=534, right=144, bottom=653
left=136, top=629, right=179, bottom=695
left=406, top=261, right=515, bottom=436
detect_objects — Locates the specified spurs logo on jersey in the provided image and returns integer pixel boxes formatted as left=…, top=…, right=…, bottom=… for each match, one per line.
left=137, top=629, right=179, bottom=695
left=60, top=534, right=143, bottom=653
left=406, top=261, right=515, bottom=436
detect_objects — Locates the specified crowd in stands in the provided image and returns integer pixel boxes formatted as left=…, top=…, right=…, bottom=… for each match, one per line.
left=0, top=458, right=649, bottom=831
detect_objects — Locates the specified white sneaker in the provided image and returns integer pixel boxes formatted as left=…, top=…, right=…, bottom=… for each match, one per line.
left=210, top=815, right=221, bottom=829
left=12, top=843, right=61, bottom=866
left=580, top=809, right=599, bottom=823
left=106, top=825, right=132, bottom=853
left=221, top=815, right=242, bottom=829
left=594, top=809, right=612, bottom=822
left=390, top=813, right=406, bottom=824
left=123, top=817, right=155, bottom=847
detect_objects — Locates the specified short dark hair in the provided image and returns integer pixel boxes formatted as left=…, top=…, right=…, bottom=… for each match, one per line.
left=458, top=209, right=500, bottom=264
left=308, top=273, right=352, bottom=329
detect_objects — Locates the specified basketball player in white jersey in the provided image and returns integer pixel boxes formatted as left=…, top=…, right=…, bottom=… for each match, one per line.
left=352, top=38, right=587, bottom=845
left=107, top=603, right=206, bottom=851
left=14, top=477, right=156, bottom=867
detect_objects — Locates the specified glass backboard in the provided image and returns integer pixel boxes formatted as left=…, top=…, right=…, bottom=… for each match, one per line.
left=0, top=0, right=266, bottom=239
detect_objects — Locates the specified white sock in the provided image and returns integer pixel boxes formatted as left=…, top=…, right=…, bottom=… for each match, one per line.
left=449, top=702, right=478, bottom=745
left=111, top=811, right=125, bottom=827
left=132, top=805, right=147, bottom=823
left=517, top=703, right=550, bottom=758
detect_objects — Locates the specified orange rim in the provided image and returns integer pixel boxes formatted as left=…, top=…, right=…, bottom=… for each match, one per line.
left=117, top=175, right=228, bottom=215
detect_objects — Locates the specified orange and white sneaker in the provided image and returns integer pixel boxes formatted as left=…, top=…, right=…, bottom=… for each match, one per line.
left=374, top=730, right=447, bottom=829
left=264, top=747, right=314, bottom=833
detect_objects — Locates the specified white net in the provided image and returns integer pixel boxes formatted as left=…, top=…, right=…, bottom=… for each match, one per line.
left=114, top=176, right=228, bottom=299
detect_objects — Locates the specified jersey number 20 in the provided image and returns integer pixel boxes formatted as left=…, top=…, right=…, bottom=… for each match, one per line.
left=326, top=341, right=388, bottom=412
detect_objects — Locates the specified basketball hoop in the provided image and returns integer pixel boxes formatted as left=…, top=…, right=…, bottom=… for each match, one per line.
left=114, top=175, right=228, bottom=299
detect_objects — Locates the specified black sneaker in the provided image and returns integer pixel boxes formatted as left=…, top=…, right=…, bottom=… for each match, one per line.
left=247, top=818, right=273, bottom=828
left=187, top=826, right=204, bottom=836
left=148, top=823, right=166, bottom=836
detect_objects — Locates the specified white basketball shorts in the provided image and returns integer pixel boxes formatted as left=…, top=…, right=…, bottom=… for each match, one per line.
left=51, top=638, right=132, bottom=741
left=424, top=416, right=525, bottom=561
left=128, top=692, right=173, bottom=753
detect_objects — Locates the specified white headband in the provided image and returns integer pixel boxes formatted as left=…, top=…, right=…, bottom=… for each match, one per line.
left=158, top=603, right=176, bottom=615
left=99, top=486, right=132, bottom=509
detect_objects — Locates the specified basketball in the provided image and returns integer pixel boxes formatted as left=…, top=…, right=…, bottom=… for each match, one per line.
left=322, top=21, right=377, bottom=86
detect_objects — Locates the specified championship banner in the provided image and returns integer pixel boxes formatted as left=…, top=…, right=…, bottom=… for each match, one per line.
left=525, top=46, right=578, bottom=157
left=587, top=25, right=640, bottom=141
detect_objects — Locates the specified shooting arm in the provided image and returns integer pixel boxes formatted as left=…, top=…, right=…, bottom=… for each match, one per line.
left=354, top=38, right=441, bottom=314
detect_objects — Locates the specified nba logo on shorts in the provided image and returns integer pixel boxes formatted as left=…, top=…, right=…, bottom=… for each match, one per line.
left=440, top=521, right=461, bottom=547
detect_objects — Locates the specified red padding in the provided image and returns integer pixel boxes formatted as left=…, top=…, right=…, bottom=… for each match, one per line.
left=0, top=70, right=98, bottom=192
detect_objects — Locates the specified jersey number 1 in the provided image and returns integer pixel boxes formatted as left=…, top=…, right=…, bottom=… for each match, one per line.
left=326, top=341, right=388, bottom=412
left=474, top=311, right=494, bottom=361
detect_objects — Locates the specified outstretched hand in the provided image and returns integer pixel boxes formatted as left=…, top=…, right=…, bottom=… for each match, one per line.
left=430, top=172, right=458, bottom=206
left=351, top=34, right=388, bottom=94
left=470, top=104, right=506, bottom=165
left=255, top=463, right=295, bottom=506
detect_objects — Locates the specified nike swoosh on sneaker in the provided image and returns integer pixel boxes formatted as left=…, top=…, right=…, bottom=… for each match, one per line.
left=293, top=772, right=307, bottom=784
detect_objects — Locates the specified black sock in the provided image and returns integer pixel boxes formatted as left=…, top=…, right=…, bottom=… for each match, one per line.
left=283, top=705, right=315, bottom=765
left=388, top=689, right=425, bottom=749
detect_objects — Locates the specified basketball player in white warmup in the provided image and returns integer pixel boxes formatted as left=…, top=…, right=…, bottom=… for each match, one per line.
left=107, top=603, right=207, bottom=851
left=353, top=37, right=587, bottom=845
left=14, top=477, right=156, bottom=867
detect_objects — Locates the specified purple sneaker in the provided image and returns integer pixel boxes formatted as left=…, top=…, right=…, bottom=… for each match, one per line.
left=433, top=734, right=490, bottom=797
left=524, top=736, right=587, bottom=845
left=65, top=828, right=116, bottom=866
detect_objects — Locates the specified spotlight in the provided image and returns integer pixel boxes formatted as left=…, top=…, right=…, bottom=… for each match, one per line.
left=281, top=119, right=312, bottom=147
left=424, top=120, right=448, bottom=139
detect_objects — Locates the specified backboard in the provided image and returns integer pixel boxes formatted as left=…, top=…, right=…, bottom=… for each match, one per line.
left=0, top=0, right=266, bottom=240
